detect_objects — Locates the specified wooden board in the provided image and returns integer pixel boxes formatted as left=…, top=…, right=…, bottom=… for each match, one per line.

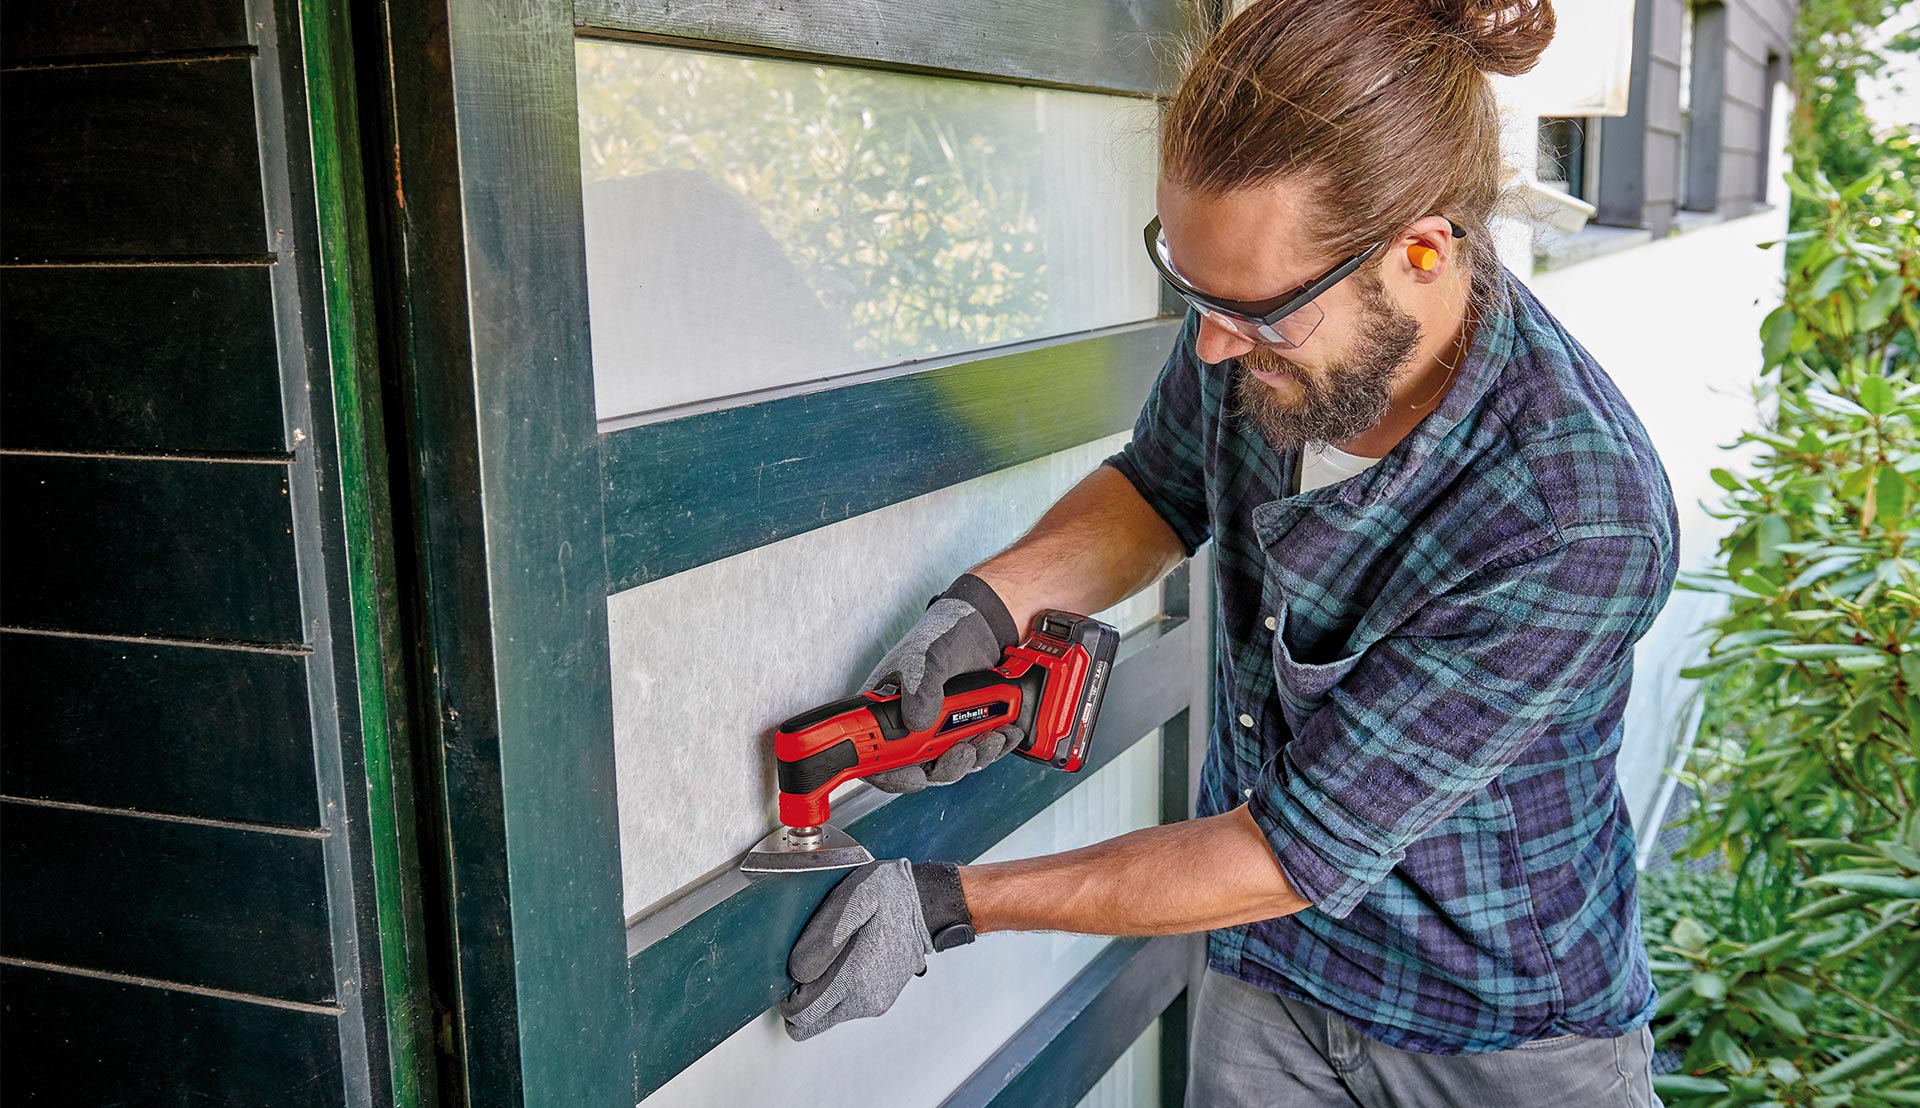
left=0, top=963, right=343, bottom=1108
left=0, top=455, right=303, bottom=644
left=0, top=266, right=285, bottom=455
left=1, top=59, right=265, bottom=260
left=0, top=632, right=319, bottom=828
left=1, top=801, right=334, bottom=1003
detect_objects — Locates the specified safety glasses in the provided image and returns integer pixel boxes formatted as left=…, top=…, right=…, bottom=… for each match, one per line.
left=1143, top=215, right=1464, bottom=349
left=1143, top=215, right=1375, bottom=348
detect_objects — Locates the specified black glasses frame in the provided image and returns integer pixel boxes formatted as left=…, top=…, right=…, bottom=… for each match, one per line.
left=1142, top=214, right=1467, bottom=331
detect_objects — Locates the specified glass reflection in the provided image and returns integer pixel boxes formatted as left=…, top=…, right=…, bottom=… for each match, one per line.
left=577, top=41, right=1159, bottom=419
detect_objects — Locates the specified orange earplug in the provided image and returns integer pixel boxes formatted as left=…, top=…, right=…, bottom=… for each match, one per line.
left=1408, top=244, right=1439, bottom=271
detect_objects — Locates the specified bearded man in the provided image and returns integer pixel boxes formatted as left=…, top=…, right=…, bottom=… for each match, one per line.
left=777, top=2, right=1677, bottom=1104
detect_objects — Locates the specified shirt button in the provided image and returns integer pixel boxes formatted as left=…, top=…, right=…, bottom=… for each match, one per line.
left=1242, top=787, right=1254, bottom=799
left=1265, top=616, right=1278, bottom=631
left=1238, top=713, right=1255, bottom=728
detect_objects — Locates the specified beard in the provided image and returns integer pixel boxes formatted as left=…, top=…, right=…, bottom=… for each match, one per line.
left=1226, top=268, right=1422, bottom=452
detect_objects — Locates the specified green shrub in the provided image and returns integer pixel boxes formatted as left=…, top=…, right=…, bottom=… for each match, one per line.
left=1651, top=170, right=1920, bottom=1105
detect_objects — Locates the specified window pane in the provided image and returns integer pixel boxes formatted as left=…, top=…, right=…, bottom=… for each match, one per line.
left=577, top=40, right=1161, bottom=419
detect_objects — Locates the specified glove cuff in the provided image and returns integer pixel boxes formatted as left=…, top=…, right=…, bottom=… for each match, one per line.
left=933, top=572, right=1019, bottom=652
left=910, top=861, right=977, bottom=952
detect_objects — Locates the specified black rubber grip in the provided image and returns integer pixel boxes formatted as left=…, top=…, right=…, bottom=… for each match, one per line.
left=778, top=693, right=873, bottom=735
left=868, top=696, right=908, bottom=741
left=777, top=739, right=859, bottom=796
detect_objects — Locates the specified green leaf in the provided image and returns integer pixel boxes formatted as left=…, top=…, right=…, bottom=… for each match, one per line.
left=1678, top=573, right=1764, bottom=598
left=1756, top=513, right=1793, bottom=564
left=1790, top=838, right=1885, bottom=858
left=1705, top=1028, right=1752, bottom=1074
left=1737, top=985, right=1808, bottom=1040
left=1787, top=554, right=1864, bottom=589
left=1765, top=642, right=1885, bottom=661
left=1806, top=389, right=1871, bottom=418
left=1860, top=373, right=1896, bottom=415
left=1712, top=467, right=1745, bottom=491
left=1738, top=570, right=1783, bottom=597
left=1859, top=276, right=1909, bottom=331
left=1714, top=629, right=1799, bottom=651
left=1764, top=305, right=1798, bottom=364
left=1840, top=170, right=1886, bottom=201
left=1807, top=1037, right=1906, bottom=1086
left=1879, top=465, right=1909, bottom=525
left=1694, top=969, right=1729, bottom=1000
left=1655, top=978, right=1697, bottom=1017
left=1801, top=872, right=1920, bottom=898
left=1653, top=1075, right=1730, bottom=1096
left=1673, top=917, right=1713, bottom=953
left=1874, top=941, right=1920, bottom=1002
left=1733, top=931, right=1800, bottom=962
left=1809, top=256, right=1852, bottom=299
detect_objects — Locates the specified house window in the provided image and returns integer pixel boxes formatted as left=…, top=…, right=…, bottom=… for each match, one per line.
left=1682, top=2, right=1728, bottom=211
left=1539, top=117, right=1599, bottom=202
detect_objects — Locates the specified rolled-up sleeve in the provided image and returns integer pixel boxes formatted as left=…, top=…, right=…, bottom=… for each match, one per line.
left=1103, top=312, right=1212, bottom=557
left=1248, top=531, right=1674, bottom=918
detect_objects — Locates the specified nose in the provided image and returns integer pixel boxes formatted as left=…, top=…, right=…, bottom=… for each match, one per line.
left=1193, top=314, right=1256, bottom=364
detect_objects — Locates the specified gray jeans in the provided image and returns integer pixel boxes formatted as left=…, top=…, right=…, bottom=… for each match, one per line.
left=1186, top=970, right=1661, bottom=1108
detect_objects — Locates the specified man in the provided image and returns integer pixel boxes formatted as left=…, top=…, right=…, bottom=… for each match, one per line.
left=778, top=1, right=1676, bottom=1104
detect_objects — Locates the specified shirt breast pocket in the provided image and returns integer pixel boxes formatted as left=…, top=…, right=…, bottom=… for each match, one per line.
left=1270, top=596, right=1366, bottom=732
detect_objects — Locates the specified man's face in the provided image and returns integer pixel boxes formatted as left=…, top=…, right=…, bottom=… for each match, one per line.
left=1154, top=180, right=1423, bottom=450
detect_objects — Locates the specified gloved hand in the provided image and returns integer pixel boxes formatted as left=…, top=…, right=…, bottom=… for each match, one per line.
left=776, top=858, right=976, bottom=1042
left=862, top=572, right=1024, bottom=794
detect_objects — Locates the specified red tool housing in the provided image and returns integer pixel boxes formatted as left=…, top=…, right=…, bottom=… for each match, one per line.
left=772, top=610, right=1118, bottom=830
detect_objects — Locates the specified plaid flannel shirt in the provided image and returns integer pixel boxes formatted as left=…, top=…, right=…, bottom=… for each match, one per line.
left=1105, top=265, right=1679, bottom=1054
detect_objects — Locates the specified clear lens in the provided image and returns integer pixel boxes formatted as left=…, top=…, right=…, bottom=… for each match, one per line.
left=1196, top=300, right=1322, bottom=350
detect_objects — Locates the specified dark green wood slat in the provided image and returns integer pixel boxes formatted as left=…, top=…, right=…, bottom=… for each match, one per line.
left=629, top=615, right=1194, bottom=1099
left=0, top=59, right=265, bottom=260
left=0, top=455, right=303, bottom=644
left=0, top=0, right=252, bottom=62
left=574, top=0, right=1193, bottom=97
left=945, top=936, right=1192, bottom=1108
left=367, top=0, right=630, bottom=1100
left=601, top=320, right=1178, bottom=592
left=0, top=801, right=334, bottom=1003
left=0, top=633, right=319, bottom=828
left=0, top=963, right=343, bottom=1108
left=0, top=266, right=286, bottom=454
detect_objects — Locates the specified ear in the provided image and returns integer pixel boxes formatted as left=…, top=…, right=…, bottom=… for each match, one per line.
left=1397, top=216, right=1463, bottom=285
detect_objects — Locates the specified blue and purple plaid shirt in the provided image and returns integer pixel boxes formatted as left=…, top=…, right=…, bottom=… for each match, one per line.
left=1105, top=264, right=1678, bottom=1054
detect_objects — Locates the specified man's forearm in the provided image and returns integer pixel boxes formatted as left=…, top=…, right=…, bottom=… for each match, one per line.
left=970, top=463, right=1187, bottom=634
left=956, top=804, right=1310, bottom=936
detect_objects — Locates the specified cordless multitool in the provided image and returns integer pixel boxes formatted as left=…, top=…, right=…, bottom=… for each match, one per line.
left=741, top=610, right=1119, bottom=874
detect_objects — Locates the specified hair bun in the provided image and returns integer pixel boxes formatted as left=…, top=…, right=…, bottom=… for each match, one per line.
left=1429, top=0, right=1556, bottom=77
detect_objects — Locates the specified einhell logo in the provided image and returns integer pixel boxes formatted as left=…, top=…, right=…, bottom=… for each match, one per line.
left=945, top=705, right=993, bottom=728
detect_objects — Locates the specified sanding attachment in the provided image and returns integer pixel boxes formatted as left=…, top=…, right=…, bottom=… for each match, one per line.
left=739, top=823, right=874, bottom=874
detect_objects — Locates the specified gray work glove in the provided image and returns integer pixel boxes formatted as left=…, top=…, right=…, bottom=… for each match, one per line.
left=776, top=858, right=975, bottom=1042
left=862, top=573, right=1025, bottom=794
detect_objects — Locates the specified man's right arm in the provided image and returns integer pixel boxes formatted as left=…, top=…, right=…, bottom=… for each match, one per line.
left=968, top=462, right=1188, bottom=635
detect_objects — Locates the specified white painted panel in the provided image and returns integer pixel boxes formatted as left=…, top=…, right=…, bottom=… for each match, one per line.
left=1528, top=203, right=1788, bottom=831
left=1521, top=0, right=1636, bottom=117
left=610, top=432, right=1165, bottom=917
left=1074, top=1015, right=1163, bottom=1108
left=640, top=733, right=1163, bottom=1108
left=576, top=40, right=1160, bottom=420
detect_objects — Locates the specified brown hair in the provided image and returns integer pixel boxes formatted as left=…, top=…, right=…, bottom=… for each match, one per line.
left=1160, top=0, right=1556, bottom=306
